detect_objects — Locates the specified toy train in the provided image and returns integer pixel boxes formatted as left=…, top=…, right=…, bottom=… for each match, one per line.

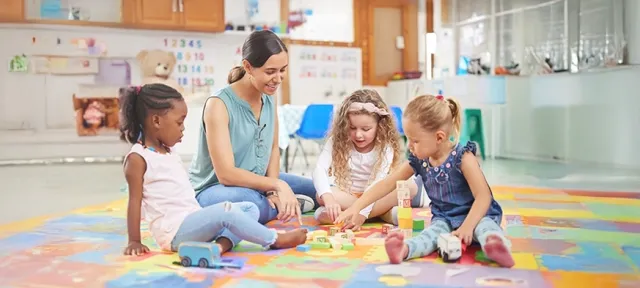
left=175, top=241, right=243, bottom=269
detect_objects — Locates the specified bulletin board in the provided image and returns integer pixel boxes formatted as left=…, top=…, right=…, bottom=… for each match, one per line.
left=0, top=25, right=246, bottom=131
left=287, top=44, right=362, bottom=105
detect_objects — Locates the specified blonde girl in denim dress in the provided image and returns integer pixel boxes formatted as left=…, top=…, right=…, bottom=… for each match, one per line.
left=335, top=94, right=514, bottom=268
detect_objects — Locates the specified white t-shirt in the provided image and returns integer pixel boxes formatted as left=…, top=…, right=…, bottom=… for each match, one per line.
left=125, top=144, right=201, bottom=251
left=312, top=138, right=394, bottom=218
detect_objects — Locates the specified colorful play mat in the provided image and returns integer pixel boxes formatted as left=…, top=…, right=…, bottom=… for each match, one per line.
left=0, top=186, right=639, bottom=287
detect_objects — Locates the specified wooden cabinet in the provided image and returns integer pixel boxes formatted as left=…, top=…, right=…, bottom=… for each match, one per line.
left=0, top=0, right=24, bottom=21
left=135, top=0, right=181, bottom=28
left=132, top=0, right=225, bottom=32
left=182, top=0, right=224, bottom=31
left=1, top=0, right=226, bottom=33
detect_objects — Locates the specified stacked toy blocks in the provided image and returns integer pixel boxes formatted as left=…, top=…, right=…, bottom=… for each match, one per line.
left=396, top=180, right=413, bottom=238
left=298, top=228, right=356, bottom=251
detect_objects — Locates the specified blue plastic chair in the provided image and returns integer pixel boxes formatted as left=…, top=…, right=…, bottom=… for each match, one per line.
left=290, top=104, right=334, bottom=169
left=390, top=106, right=404, bottom=136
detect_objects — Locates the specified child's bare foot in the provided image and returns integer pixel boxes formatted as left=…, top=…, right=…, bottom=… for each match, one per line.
left=271, top=228, right=308, bottom=249
left=385, top=232, right=408, bottom=264
left=484, top=235, right=515, bottom=268
left=215, top=237, right=233, bottom=253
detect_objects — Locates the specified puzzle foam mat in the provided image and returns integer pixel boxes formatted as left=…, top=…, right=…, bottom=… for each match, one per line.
left=1, top=186, right=639, bottom=287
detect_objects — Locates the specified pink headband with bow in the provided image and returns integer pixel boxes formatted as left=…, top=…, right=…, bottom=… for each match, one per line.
left=348, top=102, right=390, bottom=116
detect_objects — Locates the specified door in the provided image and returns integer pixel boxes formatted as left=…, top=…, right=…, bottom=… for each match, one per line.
left=135, top=0, right=181, bottom=28
left=182, top=0, right=225, bottom=32
left=0, top=0, right=24, bottom=21
left=357, top=0, right=419, bottom=86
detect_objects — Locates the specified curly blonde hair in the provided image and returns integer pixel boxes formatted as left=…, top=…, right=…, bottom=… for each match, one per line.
left=404, top=94, right=462, bottom=143
left=328, top=89, right=401, bottom=192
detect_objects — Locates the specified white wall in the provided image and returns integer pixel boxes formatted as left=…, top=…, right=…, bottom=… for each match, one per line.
left=288, top=0, right=354, bottom=43
left=0, top=24, right=247, bottom=161
left=424, top=66, right=640, bottom=168
left=0, top=0, right=363, bottom=161
left=504, top=67, right=640, bottom=167
left=625, top=0, right=640, bottom=65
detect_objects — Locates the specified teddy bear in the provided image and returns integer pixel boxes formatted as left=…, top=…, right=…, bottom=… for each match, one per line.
left=136, top=49, right=183, bottom=95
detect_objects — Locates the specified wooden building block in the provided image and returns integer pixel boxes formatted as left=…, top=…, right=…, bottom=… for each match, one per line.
left=313, top=230, right=328, bottom=237
left=313, top=235, right=328, bottom=243
left=310, top=242, right=331, bottom=249
left=398, top=218, right=413, bottom=229
left=382, top=224, right=394, bottom=234
left=296, top=244, right=311, bottom=252
left=398, top=207, right=412, bottom=219
left=345, top=229, right=355, bottom=239
left=342, top=243, right=355, bottom=250
left=402, top=229, right=413, bottom=239
left=413, top=219, right=425, bottom=231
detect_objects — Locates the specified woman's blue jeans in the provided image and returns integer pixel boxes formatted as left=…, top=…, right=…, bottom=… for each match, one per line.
left=196, top=173, right=318, bottom=224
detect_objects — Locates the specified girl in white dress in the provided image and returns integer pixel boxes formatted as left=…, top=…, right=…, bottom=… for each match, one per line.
left=312, top=89, right=424, bottom=230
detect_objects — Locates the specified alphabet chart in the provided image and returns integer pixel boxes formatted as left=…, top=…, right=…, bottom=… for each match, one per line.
left=288, top=44, right=362, bottom=105
left=163, top=38, right=215, bottom=88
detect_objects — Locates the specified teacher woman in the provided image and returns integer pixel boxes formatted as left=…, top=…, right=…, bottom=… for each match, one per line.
left=189, top=30, right=317, bottom=224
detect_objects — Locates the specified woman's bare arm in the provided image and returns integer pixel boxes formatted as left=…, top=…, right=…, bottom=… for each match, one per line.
left=265, top=102, right=280, bottom=180
left=204, top=97, right=279, bottom=192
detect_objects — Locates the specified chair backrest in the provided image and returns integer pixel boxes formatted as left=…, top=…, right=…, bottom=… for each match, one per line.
left=295, top=104, right=334, bottom=139
left=391, top=106, right=404, bottom=135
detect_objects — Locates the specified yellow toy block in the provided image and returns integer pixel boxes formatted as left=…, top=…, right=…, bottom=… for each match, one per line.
left=398, top=218, right=413, bottom=229
left=313, top=230, right=328, bottom=237
left=397, top=207, right=412, bottom=219
left=329, top=227, right=340, bottom=236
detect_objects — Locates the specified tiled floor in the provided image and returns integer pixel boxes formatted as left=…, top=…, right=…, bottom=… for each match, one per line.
left=1, top=156, right=639, bottom=225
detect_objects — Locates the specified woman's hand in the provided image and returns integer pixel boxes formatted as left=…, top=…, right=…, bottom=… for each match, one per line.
left=321, top=193, right=341, bottom=221
left=334, top=206, right=359, bottom=227
left=124, top=241, right=149, bottom=256
left=275, top=180, right=303, bottom=225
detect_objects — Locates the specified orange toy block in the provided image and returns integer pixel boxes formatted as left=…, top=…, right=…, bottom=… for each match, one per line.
left=398, top=218, right=413, bottom=229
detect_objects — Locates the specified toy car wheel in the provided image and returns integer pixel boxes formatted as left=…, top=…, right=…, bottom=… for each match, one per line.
left=442, top=252, right=450, bottom=263
left=198, top=258, right=209, bottom=268
left=181, top=257, right=192, bottom=267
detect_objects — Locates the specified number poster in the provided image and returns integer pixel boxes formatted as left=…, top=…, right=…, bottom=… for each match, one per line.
left=163, top=38, right=215, bottom=89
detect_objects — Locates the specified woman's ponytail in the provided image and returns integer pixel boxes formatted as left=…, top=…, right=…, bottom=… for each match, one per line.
left=227, top=66, right=246, bottom=84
